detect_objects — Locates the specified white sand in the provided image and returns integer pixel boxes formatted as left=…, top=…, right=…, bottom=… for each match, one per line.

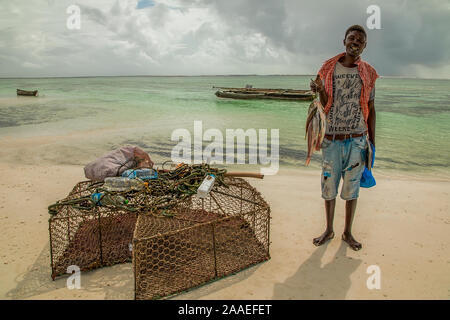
left=0, top=162, right=449, bottom=300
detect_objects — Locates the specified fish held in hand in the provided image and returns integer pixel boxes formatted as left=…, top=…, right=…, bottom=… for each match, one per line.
left=305, top=98, right=326, bottom=166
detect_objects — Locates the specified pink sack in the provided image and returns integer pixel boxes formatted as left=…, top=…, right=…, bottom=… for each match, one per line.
left=84, top=146, right=153, bottom=182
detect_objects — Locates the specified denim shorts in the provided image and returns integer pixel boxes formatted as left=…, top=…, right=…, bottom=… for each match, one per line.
left=321, top=135, right=367, bottom=200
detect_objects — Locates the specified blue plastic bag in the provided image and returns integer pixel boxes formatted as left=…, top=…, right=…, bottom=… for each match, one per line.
left=360, top=142, right=376, bottom=188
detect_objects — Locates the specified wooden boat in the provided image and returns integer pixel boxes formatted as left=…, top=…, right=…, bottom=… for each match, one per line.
left=17, top=89, right=38, bottom=96
left=213, top=86, right=314, bottom=101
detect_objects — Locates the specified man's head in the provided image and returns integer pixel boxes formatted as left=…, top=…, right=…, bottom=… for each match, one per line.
left=343, top=25, right=367, bottom=58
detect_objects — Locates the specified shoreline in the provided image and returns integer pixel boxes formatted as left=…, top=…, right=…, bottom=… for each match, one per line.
left=0, top=162, right=449, bottom=300
left=0, top=134, right=449, bottom=182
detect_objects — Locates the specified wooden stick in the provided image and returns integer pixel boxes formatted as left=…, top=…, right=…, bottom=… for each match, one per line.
left=224, top=172, right=264, bottom=179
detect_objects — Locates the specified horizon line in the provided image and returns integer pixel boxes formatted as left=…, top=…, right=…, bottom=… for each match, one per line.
left=0, top=74, right=448, bottom=80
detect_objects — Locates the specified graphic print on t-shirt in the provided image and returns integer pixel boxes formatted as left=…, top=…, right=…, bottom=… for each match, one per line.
left=326, top=62, right=367, bottom=135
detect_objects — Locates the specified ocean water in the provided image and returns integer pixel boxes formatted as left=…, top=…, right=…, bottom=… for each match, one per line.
left=0, top=76, right=449, bottom=177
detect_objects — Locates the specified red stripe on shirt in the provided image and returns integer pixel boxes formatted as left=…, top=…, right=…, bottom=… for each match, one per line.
left=318, top=52, right=379, bottom=125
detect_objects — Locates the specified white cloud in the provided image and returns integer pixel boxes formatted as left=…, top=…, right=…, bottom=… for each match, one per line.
left=0, top=0, right=449, bottom=78
left=22, top=61, right=43, bottom=69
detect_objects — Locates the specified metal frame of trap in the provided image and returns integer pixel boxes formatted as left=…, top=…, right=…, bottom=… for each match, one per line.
left=49, top=177, right=271, bottom=300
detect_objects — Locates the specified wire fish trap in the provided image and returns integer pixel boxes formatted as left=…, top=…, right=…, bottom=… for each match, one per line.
left=133, top=177, right=270, bottom=299
left=49, top=181, right=138, bottom=279
left=48, top=176, right=271, bottom=300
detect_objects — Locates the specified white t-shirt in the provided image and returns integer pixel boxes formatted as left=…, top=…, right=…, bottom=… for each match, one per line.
left=324, top=62, right=375, bottom=135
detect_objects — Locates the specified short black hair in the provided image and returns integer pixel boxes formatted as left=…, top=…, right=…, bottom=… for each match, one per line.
left=345, top=25, right=367, bottom=40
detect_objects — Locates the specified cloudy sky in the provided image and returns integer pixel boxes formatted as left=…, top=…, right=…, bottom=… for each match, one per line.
left=0, top=0, right=449, bottom=78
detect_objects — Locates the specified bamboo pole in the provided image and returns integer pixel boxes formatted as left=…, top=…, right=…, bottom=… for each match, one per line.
left=224, top=172, right=264, bottom=179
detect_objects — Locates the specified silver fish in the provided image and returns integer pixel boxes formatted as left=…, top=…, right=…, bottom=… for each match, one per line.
left=305, top=97, right=326, bottom=166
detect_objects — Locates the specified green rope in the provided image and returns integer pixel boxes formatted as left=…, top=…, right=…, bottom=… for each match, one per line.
left=48, top=163, right=228, bottom=217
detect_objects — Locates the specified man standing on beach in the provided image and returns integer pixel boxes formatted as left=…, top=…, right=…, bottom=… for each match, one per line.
left=310, top=25, right=378, bottom=251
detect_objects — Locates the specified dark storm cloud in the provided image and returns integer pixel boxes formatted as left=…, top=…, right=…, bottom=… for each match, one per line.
left=373, top=0, right=450, bottom=74
left=78, top=4, right=108, bottom=26
left=201, top=0, right=450, bottom=76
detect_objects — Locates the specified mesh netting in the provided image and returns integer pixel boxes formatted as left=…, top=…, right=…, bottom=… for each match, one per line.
left=49, top=181, right=137, bottom=278
left=49, top=177, right=270, bottom=299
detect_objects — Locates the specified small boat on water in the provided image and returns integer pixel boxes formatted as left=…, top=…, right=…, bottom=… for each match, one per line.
left=17, top=89, right=38, bottom=96
left=213, top=86, right=314, bottom=101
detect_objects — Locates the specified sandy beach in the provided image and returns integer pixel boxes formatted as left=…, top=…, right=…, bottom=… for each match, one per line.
left=2, top=0, right=450, bottom=303
left=0, top=159, right=449, bottom=300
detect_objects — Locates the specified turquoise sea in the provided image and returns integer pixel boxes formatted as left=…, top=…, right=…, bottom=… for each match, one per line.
left=0, top=76, right=449, bottom=178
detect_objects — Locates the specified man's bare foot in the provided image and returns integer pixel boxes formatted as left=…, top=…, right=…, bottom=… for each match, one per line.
left=342, top=232, right=362, bottom=251
left=313, top=231, right=335, bottom=246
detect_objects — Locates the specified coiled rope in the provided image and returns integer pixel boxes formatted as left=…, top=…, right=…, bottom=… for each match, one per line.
left=48, top=163, right=227, bottom=218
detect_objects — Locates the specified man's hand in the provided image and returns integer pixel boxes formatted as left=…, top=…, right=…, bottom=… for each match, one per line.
left=310, top=76, right=324, bottom=93
left=310, top=75, right=328, bottom=106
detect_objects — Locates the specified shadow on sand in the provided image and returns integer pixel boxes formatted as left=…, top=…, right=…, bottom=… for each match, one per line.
left=272, top=241, right=362, bottom=299
left=6, top=242, right=261, bottom=300
left=6, top=242, right=134, bottom=300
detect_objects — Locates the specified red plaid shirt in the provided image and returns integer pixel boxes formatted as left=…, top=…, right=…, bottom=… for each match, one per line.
left=318, top=52, right=379, bottom=124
